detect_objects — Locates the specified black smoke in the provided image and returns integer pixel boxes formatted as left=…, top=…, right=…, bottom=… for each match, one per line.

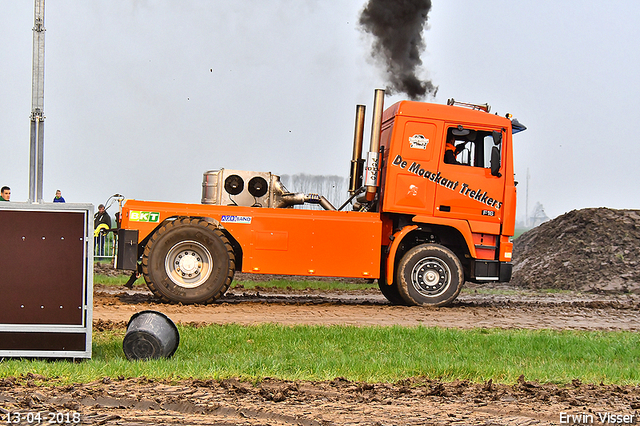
left=359, top=0, right=437, bottom=100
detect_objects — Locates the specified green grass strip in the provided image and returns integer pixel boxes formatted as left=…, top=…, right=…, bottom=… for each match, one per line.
left=0, top=325, right=638, bottom=385
left=93, top=274, right=145, bottom=286
left=93, top=274, right=377, bottom=291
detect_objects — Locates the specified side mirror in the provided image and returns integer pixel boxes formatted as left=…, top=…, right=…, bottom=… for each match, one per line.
left=492, top=130, right=502, bottom=145
left=491, top=146, right=502, bottom=177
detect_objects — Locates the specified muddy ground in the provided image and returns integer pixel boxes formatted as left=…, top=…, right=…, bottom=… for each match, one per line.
left=1, top=374, right=640, bottom=425
left=3, top=207, right=640, bottom=425
left=1, top=284, right=636, bottom=425
left=92, top=282, right=640, bottom=331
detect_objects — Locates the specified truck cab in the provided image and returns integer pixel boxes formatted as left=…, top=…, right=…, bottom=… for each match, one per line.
left=374, top=100, right=522, bottom=305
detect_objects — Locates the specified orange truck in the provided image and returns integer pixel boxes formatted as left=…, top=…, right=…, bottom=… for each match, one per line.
left=115, top=89, right=526, bottom=307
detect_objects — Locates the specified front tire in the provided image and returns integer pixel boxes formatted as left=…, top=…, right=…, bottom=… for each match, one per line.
left=396, top=244, right=464, bottom=307
left=142, top=218, right=235, bottom=304
left=378, top=261, right=405, bottom=305
left=378, top=278, right=406, bottom=305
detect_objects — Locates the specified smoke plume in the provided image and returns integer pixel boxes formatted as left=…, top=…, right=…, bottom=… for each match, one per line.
left=359, top=0, right=437, bottom=100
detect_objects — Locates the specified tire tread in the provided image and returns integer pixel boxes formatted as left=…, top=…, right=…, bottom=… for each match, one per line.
left=142, top=217, right=235, bottom=304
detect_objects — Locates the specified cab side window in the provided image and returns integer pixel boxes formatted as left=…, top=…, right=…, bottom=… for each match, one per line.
left=444, top=127, right=500, bottom=169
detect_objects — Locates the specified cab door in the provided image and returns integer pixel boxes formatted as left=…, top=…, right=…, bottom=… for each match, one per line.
left=434, top=124, right=506, bottom=227
left=382, top=118, right=441, bottom=217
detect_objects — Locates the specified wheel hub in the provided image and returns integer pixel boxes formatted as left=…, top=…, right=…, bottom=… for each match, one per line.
left=411, top=257, right=450, bottom=297
left=176, top=251, right=201, bottom=276
left=165, top=240, right=213, bottom=289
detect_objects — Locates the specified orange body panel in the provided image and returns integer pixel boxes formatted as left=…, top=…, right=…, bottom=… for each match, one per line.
left=499, top=236, right=514, bottom=262
left=411, top=214, right=477, bottom=257
left=472, top=233, right=497, bottom=260
left=121, top=200, right=383, bottom=279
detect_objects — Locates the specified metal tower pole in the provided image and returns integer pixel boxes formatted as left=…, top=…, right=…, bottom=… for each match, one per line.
left=29, top=0, right=45, bottom=203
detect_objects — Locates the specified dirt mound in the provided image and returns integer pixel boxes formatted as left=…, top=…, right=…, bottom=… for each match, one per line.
left=512, top=208, right=640, bottom=293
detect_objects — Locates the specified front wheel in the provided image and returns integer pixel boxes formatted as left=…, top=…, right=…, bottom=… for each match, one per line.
left=396, top=244, right=464, bottom=307
left=378, top=262, right=406, bottom=305
left=378, top=277, right=406, bottom=305
left=142, top=218, right=235, bottom=304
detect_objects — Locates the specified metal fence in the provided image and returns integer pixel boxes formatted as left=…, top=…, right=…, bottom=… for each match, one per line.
left=94, top=230, right=116, bottom=259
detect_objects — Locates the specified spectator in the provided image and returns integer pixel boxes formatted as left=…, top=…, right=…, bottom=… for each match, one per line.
left=1, top=186, right=10, bottom=201
left=53, top=189, right=65, bottom=203
left=94, top=204, right=112, bottom=228
left=94, top=204, right=112, bottom=256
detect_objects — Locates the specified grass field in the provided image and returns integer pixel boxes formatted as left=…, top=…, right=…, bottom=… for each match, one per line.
left=1, top=325, right=638, bottom=386
left=31, top=272, right=632, bottom=386
left=92, top=274, right=555, bottom=296
left=93, top=273, right=378, bottom=291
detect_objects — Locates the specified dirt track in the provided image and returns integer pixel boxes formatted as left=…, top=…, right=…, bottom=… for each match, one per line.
left=1, top=284, right=639, bottom=425
left=2, top=375, right=640, bottom=425
left=93, top=283, right=640, bottom=331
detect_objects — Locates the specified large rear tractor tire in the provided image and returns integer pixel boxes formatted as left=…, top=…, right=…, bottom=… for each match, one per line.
left=142, top=218, right=235, bottom=304
left=396, top=244, right=464, bottom=307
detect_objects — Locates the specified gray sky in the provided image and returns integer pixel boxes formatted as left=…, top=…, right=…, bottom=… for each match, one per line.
left=1, top=1, right=639, bottom=220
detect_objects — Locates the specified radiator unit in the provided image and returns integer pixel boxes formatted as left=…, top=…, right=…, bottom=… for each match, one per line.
left=202, top=169, right=277, bottom=207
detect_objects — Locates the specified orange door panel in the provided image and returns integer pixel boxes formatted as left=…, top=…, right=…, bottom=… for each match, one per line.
left=382, top=119, right=442, bottom=217
left=435, top=164, right=504, bottom=224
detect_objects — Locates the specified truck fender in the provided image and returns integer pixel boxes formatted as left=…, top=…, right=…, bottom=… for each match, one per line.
left=385, top=225, right=419, bottom=285
left=139, top=215, right=224, bottom=255
left=412, top=215, right=477, bottom=259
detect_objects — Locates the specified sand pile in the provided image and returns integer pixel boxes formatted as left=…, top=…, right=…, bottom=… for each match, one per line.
left=512, top=208, right=640, bottom=293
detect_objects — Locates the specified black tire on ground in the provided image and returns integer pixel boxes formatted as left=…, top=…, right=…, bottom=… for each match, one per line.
left=142, top=218, right=235, bottom=304
left=378, top=278, right=406, bottom=305
left=396, top=244, right=464, bottom=307
left=377, top=261, right=406, bottom=305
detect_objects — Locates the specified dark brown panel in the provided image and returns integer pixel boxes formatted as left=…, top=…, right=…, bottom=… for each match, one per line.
left=0, top=210, right=86, bottom=325
left=0, top=332, right=86, bottom=351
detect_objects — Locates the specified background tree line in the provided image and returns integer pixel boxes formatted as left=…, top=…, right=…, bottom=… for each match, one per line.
left=280, top=174, right=349, bottom=210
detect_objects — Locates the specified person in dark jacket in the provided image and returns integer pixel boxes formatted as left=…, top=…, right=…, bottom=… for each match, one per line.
left=94, top=204, right=111, bottom=228
left=94, top=204, right=112, bottom=256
